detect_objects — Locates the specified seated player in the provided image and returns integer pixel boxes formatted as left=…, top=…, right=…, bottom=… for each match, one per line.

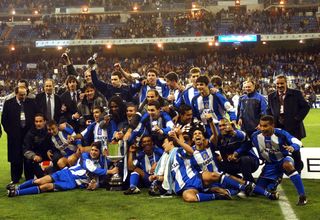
left=46, top=120, right=82, bottom=169
left=124, top=135, right=163, bottom=195
left=251, top=115, right=307, bottom=206
left=214, top=118, right=259, bottom=183
left=169, top=125, right=279, bottom=202
left=7, top=143, right=119, bottom=197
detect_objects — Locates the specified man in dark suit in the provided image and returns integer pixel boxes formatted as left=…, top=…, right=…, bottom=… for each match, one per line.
left=60, top=75, right=81, bottom=132
left=267, top=75, right=310, bottom=172
left=1, top=86, right=37, bottom=183
left=35, top=79, right=62, bottom=123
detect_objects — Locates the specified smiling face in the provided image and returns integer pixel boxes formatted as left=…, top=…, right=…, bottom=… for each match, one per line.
left=218, top=119, right=231, bottom=136
left=146, top=90, right=159, bottom=103
left=192, top=130, right=205, bottom=148
left=85, top=87, right=95, bottom=100
left=244, top=81, right=255, bottom=94
left=47, top=124, right=59, bottom=136
left=147, top=105, right=160, bottom=119
left=90, top=146, right=101, bottom=159
left=141, top=136, right=153, bottom=156
left=196, top=82, right=209, bottom=96
left=44, top=80, right=54, bottom=95
left=84, top=70, right=92, bottom=83
left=147, top=72, right=157, bottom=86
left=259, top=120, right=274, bottom=137
left=276, top=77, right=287, bottom=94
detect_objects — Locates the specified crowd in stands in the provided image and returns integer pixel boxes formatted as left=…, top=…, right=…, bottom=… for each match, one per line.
left=3, top=8, right=318, bottom=43
left=0, top=50, right=319, bottom=99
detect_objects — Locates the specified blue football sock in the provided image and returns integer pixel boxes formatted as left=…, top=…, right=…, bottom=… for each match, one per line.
left=253, top=184, right=271, bottom=197
left=196, top=193, right=216, bottom=202
left=17, top=186, right=40, bottom=196
left=226, top=188, right=240, bottom=196
left=221, top=175, right=243, bottom=190
left=18, top=179, right=35, bottom=190
left=289, top=171, right=305, bottom=195
left=129, top=172, right=140, bottom=188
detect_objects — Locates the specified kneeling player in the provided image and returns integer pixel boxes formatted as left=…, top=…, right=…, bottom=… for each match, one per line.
left=252, top=115, right=307, bottom=206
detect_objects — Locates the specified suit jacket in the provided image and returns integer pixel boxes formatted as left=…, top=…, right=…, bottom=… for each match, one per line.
left=1, top=97, right=36, bottom=162
left=267, top=88, right=310, bottom=140
left=35, top=92, right=62, bottom=123
left=59, top=90, right=80, bottom=131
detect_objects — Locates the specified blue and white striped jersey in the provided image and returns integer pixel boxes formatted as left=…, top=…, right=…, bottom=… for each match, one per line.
left=51, top=126, right=80, bottom=156
left=131, top=79, right=169, bottom=104
left=251, top=128, right=302, bottom=163
left=68, top=152, right=107, bottom=188
left=81, top=120, right=118, bottom=150
left=171, top=148, right=199, bottom=194
left=191, top=146, right=219, bottom=173
left=178, top=86, right=199, bottom=107
left=191, top=93, right=236, bottom=125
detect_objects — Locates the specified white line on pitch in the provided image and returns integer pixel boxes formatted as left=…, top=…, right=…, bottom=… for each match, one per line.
left=278, top=185, right=298, bottom=220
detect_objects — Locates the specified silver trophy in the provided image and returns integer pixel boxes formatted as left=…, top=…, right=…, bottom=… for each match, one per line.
left=106, top=140, right=126, bottom=191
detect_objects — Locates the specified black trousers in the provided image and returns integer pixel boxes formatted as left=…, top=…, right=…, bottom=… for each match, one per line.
left=218, top=156, right=259, bottom=182
left=10, top=157, right=34, bottom=183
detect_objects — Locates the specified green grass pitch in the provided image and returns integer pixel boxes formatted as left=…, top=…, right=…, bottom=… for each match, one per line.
left=0, top=109, right=319, bottom=219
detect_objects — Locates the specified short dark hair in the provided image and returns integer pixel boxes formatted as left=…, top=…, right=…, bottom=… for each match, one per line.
left=165, top=72, right=179, bottom=82
left=179, top=104, right=192, bottom=115
left=260, top=115, right=274, bottom=125
left=111, top=71, right=122, bottom=79
left=147, top=68, right=159, bottom=76
left=211, top=75, right=222, bottom=87
left=47, top=120, right=57, bottom=127
left=18, top=79, right=29, bottom=88
left=35, top=113, right=46, bottom=121
left=196, top=75, right=209, bottom=85
left=83, top=83, right=95, bottom=91
left=65, top=75, right=78, bottom=85
left=147, top=100, right=161, bottom=109
left=126, top=102, right=137, bottom=110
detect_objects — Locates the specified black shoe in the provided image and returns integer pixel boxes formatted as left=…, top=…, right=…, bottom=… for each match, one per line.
left=268, top=191, right=280, bottom=200
left=6, top=181, right=17, bottom=190
left=297, top=195, right=307, bottom=206
left=123, top=186, right=140, bottom=195
left=7, top=187, right=16, bottom=197
left=148, top=184, right=160, bottom=196
left=215, top=192, right=232, bottom=200
left=244, top=182, right=254, bottom=196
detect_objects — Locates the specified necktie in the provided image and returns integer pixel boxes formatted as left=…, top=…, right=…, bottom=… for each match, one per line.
left=20, top=102, right=26, bottom=128
left=279, top=92, right=285, bottom=125
left=47, top=94, right=52, bottom=120
left=72, top=92, right=77, bottom=104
